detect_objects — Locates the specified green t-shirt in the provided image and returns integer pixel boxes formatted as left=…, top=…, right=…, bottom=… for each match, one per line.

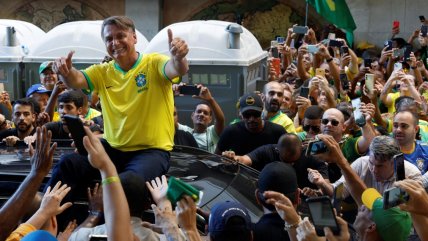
left=340, top=136, right=362, bottom=163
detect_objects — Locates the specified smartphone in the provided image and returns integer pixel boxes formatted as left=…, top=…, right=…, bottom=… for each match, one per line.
left=276, top=36, right=285, bottom=44
left=394, top=153, right=405, bottom=181
left=383, top=187, right=409, bottom=209
left=393, top=48, right=405, bottom=58
left=300, top=87, right=309, bottom=98
left=365, top=73, right=374, bottom=95
left=340, top=73, right=349, bottom=90
left=422, top=25, right=428, bottom=37
left=271, top=58, right=281, bottom=76
left=307, top=45, right=319, bottom=54
left=394, top=62, right=403, bottom=71
left=333, top=183, right=344, bottom=215
left=384, top=40, right=393, bottom=51
left=328, top=33, right=336, bottom=40
left=271, top=47, right=279, bottom=58
left=340, top=46, right=349, bottom=55
left=306, top=196, right=341, bottom=236
left=293, top=25, right=309, bottom=34
left=351, top=98, right=366, bottom=127
left=403, top=46, right=411, bottom=61
left=420, top=15, right=426, bottom=23
left=89, top=235, right=108, bottom=241
left=63, top=114, right=87, bottom=156
left=329, top=39, right=343, bottom=47
left=306, top=140, right=328, bottom=157
left=393, top=20, right=400, bottom=29
left=179, top=85, right=200, bottom=96
left=363, top=58, right=372, bottom=68
left=316, top=68, right=325, bottom=78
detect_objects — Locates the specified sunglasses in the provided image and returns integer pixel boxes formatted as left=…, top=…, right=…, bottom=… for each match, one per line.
left=242, top=111, right=261, bottom=119
left=321, top=118, right=340, bottom=126
left=303, top=125, right=321, bottom=132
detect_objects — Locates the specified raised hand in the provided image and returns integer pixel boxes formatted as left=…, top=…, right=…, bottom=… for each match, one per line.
left=82, top=126, right=110, bottom=171
left=30, top=126, right=57, bottom=177
left=395, top=179, right=428, bottom=216
left=146, top=175, right=169, bottom=206
left=38, top=181, right=72, bottom=217
left=53, top=51, right=75, bottom=78
left=88, top=183, right=103, bottom=214
left=168, top=29, right=188, bottom=61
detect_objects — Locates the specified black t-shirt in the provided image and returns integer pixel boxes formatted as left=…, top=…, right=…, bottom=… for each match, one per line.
left=247, top=144, right=329, bottom=189
left=45, top=122, right=71, bottom=140
left=254, top=213, right=289, bottom=241
left=0, top=128, right=36, bottom=141
left=216, top=121, right=286, bottom=155
left=174, top=129, right=198, bottom=148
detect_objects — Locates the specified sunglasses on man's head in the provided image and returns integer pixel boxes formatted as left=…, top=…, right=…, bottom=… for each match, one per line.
left=242, top=111, right=261, bottom=119
left=321, top=118, right=340, bottom=126
left=303, top=125, right=321, bottom=132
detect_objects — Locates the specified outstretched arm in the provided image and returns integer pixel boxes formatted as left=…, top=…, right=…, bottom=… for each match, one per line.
left=165, top=29, right=189, bottom=79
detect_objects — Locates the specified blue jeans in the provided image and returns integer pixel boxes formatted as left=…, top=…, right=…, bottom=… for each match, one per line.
left=46, top=139, right=170, bottom=228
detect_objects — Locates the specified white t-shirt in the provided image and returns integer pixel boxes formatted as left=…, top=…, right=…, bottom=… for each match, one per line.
left=178, top=123, right=219, bottom=153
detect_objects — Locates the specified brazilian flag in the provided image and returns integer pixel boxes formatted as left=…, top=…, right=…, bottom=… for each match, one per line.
left=308, top=0, right=357, bottom=46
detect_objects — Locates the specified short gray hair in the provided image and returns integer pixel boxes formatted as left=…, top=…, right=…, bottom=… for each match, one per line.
left=369, top=136, right=400, bottom=162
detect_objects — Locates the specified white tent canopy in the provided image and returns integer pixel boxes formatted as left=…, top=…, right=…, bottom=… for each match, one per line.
left=144, top=20, right=267, bottom=66
left=0, top=19, right=46, bottom=62
left=24, top=20, right=149, bottom=64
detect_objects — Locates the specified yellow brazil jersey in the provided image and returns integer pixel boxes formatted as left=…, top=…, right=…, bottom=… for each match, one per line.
left=386, top=92, right=400, bottom=114
left=269, top=111, right=296, bottom=134
left=82, top=53, right=179, bottom=152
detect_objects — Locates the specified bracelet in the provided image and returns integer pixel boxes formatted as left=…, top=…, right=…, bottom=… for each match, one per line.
left=326, top=58, right=333, bottom=63
left=284, top=217, right=302, bottom=231
left=102, top=176, right=120, bottom=185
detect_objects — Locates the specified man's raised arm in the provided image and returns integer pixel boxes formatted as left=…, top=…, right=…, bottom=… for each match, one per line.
left=53, top=51, right=88, bottom=90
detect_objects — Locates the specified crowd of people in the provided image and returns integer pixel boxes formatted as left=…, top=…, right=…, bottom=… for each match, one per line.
left=0, top=14, right=428, bottom=241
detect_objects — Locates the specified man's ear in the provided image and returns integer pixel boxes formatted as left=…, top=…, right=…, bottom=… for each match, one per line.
left=77, top=107, right=83, bottom=116
left=255, top=189, right=262, bottom=206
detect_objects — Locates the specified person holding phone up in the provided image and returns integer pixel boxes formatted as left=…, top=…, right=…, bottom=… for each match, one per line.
left=48, top=16, right=189, bottom=228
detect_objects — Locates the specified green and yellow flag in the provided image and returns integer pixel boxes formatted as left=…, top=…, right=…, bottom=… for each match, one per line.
left=308, top=0, right=357, bottom=46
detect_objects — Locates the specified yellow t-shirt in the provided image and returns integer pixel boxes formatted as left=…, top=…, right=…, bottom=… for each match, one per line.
left=85, top=108, right=101, bottom=120
left=6, top=223, right=36, bottom=241
left=386, top=92, right=400, bottom=114
left=269, top=112, right=296, bottom=134
left=83, top=53, right=179, bottom=151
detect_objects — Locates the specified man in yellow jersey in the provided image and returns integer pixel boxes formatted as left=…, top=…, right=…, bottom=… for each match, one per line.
left=46, top=16, right=188, bottom=228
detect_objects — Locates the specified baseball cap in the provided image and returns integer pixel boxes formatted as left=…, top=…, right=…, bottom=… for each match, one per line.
left=239, top=93, right=263, bottom=113
left=361, top=188, right=412, bottom=241
left=26, top=84, right=51, bottom=97
left=208, top=201, right=252, bottom=235
left=39, top=61, right=53, bottom=75
left=258, top=162, right=298, bottom=203
left=21, top=230, right=57, bottom=241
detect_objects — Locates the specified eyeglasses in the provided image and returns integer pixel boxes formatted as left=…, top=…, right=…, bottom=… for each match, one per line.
left=242, top=111, right=261, bottom=119
left=303, top=125, right=321, bottom=132
left=321, top=118, right=340, bottom=126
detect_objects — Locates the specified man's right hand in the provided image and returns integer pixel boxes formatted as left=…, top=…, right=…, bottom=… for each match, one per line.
left=53, top=51, right=75, bottom=78
left=30, top=126, right=57, bottom=177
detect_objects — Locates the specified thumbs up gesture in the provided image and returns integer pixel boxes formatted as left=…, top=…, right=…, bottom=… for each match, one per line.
left=168, top=29, right=188, bottom=61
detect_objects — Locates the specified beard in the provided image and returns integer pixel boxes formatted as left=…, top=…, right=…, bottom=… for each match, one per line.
left=265, top=100, right=280, bottom=112
left=17, top=122, right=32, bottom=132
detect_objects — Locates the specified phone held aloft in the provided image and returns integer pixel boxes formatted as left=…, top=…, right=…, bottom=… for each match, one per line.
left=394, top=153, right=405, bottom=181
left=351, top=98, right=366, bottom=127
left=306, top=196, right=341, bottom=236
left=179, top=85, right=201, bottom=96
left=293, top=25, right=308, bottom=34
left=305, top=139, right=328, bottom=157
left=383, top=187, right=409, bottom=209
left=63, top=114, right=87, bottom=156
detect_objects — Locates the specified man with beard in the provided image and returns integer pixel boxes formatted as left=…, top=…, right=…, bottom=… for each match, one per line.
left=0, top=99, right=36, bottom=146
left=215, top=93, right=285, bottom=155
left=261, top=82, right=296, bottom=134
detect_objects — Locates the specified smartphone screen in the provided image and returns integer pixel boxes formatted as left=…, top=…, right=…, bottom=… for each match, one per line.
left=293, top=26, right=308, bottom=34
left=63, top=114, right=87, bottom=156
left=89, top=235, right=108, bottom=241
left=306, top=196, right=341, bottom=236
left=384, top=40, right=393, bottom=51
left=300, top=87, right=309, bottom=98
left=340, top=73, right=349, bottom=90
left=179, top=85, right=200, bottom=96
left=271, top=47, right=279, bottom=58
left=307, top=45, right=319, bottom=54
left=403, top=46, right=411, bottom=61
left=383, top=187, right=409, bottom=209
left=306, top=140, right=328, bottom=157
left=351, top=98, right=366, bottom=127
left=363, top=59, right=372, bottom=68
left=329, top=39, right=343, bottom=47
left=422, top=25, right=428, bottom=37
left=394, top=153, right=405, bottom=181
left=365, top=74, right=374, bottom=95
left=340, top=46, right=349, bottom=55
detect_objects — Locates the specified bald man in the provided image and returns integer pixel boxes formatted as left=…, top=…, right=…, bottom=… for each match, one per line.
left=316, top=107, right=376, bottom=181
left=261, top=81, right=296, bottom=133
